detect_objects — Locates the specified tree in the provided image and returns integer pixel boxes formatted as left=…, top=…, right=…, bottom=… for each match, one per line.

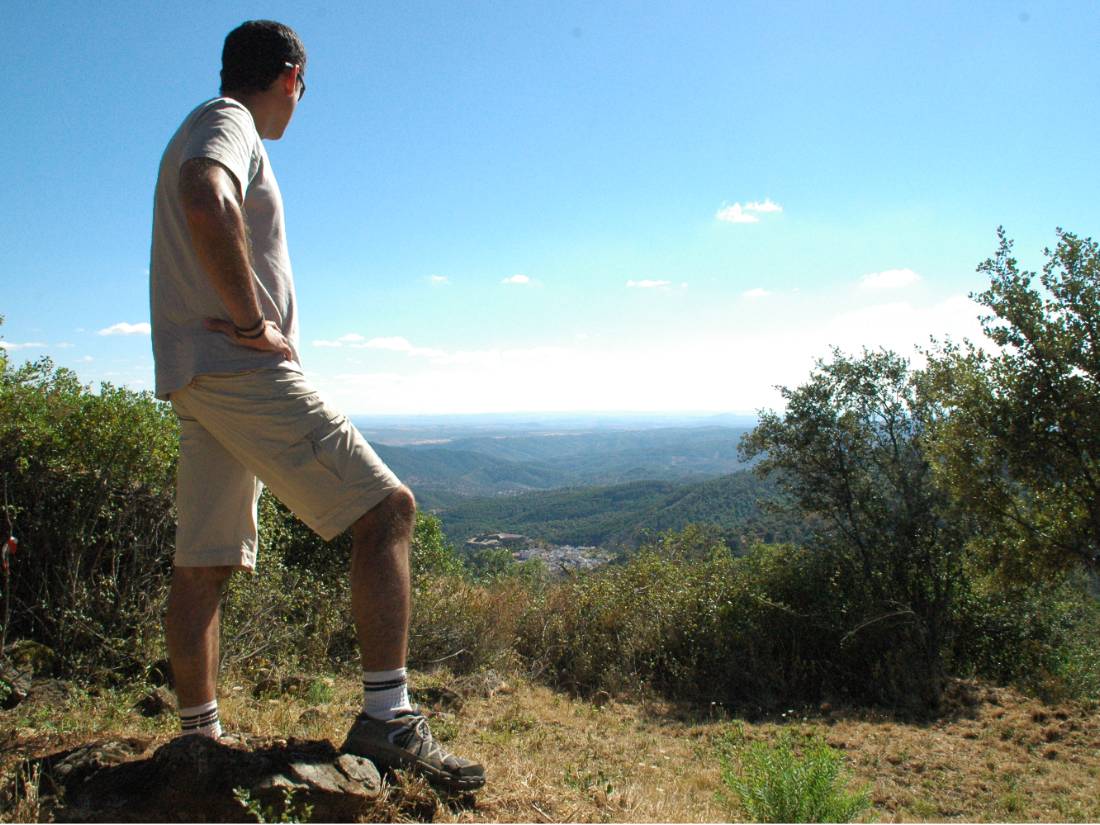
left=923, top=228, right=1100, bottom=579
left=740, top=349, right=971, bottom=707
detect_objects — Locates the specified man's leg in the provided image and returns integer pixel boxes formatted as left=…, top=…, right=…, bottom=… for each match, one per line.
left=350, top=486, right=416, bottom=672
left=165, top=565, right=234, bottom=731
left=342, top=485, right=485, bottom=790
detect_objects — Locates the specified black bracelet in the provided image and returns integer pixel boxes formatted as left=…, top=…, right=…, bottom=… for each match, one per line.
left=235, top=314, right=266, bottom=339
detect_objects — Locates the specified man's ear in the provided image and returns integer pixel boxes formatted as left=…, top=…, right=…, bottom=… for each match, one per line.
left=283, top=66, right=299, bottom=98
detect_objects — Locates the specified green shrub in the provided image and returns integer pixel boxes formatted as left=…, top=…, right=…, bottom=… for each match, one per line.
left=950, top=570, right=1100, bottom=702
left=0, top=357, right=177, bottom=676
left=717, top=726, right=871, bottom=823
left=410, top=574, right=532, bottom=673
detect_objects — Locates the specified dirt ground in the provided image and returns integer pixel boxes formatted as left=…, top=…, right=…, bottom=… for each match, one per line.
left=2, top=672, right=1098, bottom=822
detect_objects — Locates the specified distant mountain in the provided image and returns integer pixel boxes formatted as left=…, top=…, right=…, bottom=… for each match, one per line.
left=437, top=470, right=806, bottom=552
left=371, top=426, right=754, bottom=508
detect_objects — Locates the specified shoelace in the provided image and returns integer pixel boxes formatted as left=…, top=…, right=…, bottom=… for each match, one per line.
left=391, top=714, right=446, bottom=761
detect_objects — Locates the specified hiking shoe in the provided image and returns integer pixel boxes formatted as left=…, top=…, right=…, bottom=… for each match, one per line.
left=340, top=709, right=485, bottom=791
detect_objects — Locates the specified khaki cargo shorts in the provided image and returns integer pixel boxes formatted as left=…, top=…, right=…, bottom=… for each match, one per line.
left=170, top=368, right=403, bottom=569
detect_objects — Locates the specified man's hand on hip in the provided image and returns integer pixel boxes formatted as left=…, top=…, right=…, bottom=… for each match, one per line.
left=204, top=318, right=294, bottom=360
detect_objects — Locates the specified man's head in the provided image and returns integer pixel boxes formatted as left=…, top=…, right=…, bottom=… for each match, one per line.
left=221, top=20, right=306, bottom=95
left=220, top=20, right=307, bottom=139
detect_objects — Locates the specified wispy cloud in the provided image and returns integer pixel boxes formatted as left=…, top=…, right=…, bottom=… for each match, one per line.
left=744, top=198, right=783, bottom=213
left=312, top=334, right=446, bottom=359
left=716, top=198, right=784, bottom=225
left=627, top=279, right=672, bottom=289
left=859, top=268, right=921, bottom=290
left=0, top=341, right=47, bottom=351
left=428, top=275, right=449, bottom=285
left=98, top=322, right=151, bottom=336
left=742, top=288, right=771, bottom=299
left=314, top=333, right=367, bottom=348
left=502, top=274, right=531, bottom=286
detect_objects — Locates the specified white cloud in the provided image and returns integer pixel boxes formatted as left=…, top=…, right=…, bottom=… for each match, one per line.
left=0, top=341, right=47, bottom=351
left=715, top=204, right=759, bottom=224
left=716, top=198, right=784, bottom=224
left=428, top=275, right=449, bottom=285
left=502, top=274, right=531, bottom=285
left=744, top=198, right=783, bottom=213
left=98, top=322, right=151, bottom=336
left=626, top=279, right=672, bottom=289
left=76, top=355, right=94, bottom=363
left=742, top=288, right=771, bottom=299
left=859, top=268, right=921, bottom=290
left=312, top=333, right=448, bottom=359
left=56, top=341, right=74, bottom=349
left=313, top=332, right=368, bottom=348
left=366, top=336, right=416, bottom=352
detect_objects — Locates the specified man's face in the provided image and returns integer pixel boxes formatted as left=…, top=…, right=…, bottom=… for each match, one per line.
left=267, top=64, right=305, bottom=140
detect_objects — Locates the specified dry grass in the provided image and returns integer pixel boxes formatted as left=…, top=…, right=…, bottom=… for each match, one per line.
left=1, top=671, right=1098, bottom=822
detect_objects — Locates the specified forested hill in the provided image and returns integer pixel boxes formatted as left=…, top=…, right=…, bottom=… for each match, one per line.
left=436, top=469, right=806, bottom=552
left=371, top=425, right=753, bottom=508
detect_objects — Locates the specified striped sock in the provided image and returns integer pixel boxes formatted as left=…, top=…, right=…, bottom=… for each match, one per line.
left=179, top=699, right=222, bottom=738
left=362, top=668, right=412, bottom=721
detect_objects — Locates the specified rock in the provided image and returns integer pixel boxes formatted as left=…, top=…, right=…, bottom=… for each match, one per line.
left=5, top=640, right=59, bottom=676
left=27, top=679, right=73, bottom=707
left=0, top=662, right=32, bottom=710
left=145, top=658, right=173, bottom=688
left=133, top=686, right=175, bottom=718
left=411, top=685, right=464, bottom=712
left=335, top=753, right=377, bottom=784
left=454, top=669, right=511, bottom=699
left=39, top=738, right=152, bottom=795
left=49, top=734, right=381, bottom=822
left=252, top=672, right=311, bottom=698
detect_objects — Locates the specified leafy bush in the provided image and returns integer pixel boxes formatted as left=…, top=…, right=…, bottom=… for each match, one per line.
left=409, top=573, right=532, bottom=673
left=516, top=532, right=837, bottom=707
left=717, top=726, right=871, bottom=823
left=0, top=356, right=177, bottom=676
left=949, top=569, right=1100, bottom=702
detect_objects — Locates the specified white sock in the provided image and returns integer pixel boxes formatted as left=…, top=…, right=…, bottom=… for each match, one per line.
left=362, top=668, right=412, bottom=720
left=179, top=699, right=222, bottom=738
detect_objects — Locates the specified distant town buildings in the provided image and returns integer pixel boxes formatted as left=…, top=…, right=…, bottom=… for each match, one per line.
left=465, top=532, right=613, bottom=576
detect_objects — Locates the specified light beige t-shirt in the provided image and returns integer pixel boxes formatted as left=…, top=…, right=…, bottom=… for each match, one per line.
left=150, top=97, right=301, bottom=400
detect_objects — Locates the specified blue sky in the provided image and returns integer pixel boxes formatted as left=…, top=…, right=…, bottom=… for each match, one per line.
left=3, top=1, right=1098, bottom=414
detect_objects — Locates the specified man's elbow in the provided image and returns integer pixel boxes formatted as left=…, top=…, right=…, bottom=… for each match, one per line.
left=178, top=160, right=240, bottom=226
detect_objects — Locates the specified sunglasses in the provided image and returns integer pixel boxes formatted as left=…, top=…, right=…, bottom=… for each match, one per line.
left=283, top=62, right=306, bottom=101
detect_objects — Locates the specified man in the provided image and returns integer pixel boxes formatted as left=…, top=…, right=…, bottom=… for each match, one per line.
left=149, top=20, right=484, bottom=792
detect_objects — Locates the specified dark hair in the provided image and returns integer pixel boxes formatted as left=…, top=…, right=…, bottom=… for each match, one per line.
left=220, top=20, right=306, bottom=95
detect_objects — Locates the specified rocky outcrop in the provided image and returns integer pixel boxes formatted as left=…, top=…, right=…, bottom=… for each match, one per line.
left=39, top=733, right=381, bottom=822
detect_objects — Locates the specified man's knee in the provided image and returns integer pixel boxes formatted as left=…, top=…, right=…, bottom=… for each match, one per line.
left=353, top=485, right=416, bottom=540
left=170, top=565, right=235, bottom=596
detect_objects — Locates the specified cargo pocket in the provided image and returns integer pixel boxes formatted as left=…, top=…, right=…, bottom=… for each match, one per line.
left=306, top=414, right=356, bottom=483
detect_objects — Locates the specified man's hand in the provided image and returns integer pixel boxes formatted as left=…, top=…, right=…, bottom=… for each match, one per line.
left=204, top=318, right=293, bottom=360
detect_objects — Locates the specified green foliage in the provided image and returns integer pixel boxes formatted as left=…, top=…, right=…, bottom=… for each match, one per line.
left=923, top=227, right=1100, bottom=579
left=717, top=726, right=872, bottom=823
left=221, top=550, right=350, bottom=673
left=949, top=569, right=1100, bottom=701
left=409, top=573, right=532, bottom=672
left=233, top=786, right=313, bottom=824
left=739, top=348, right=971, bottom=708
left=440, top=471, right=806, bottom=553
left=0, top=355, right=177, bottom=674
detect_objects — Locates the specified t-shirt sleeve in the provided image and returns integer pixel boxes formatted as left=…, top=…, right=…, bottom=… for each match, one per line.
left=180, top=102, right=260, bottom=197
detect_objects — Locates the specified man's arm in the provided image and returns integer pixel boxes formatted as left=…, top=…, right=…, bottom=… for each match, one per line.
left=178, top=158, right=292, bottom=358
